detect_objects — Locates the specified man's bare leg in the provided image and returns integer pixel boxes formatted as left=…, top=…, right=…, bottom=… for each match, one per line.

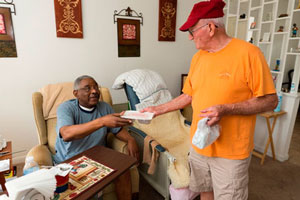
left=115, top=170, right=132, bottom=200
left=201, top=191, right=214, bottom=200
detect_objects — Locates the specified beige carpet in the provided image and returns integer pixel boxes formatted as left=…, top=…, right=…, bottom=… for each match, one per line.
left=247, top=110, right=300, bottom=200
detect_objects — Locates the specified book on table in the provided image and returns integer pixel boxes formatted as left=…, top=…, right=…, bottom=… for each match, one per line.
left=53, top=155, right=115, bottom=200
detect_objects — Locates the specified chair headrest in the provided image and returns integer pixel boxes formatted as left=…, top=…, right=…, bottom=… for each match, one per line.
left=124, top=84, right=140, bottom=110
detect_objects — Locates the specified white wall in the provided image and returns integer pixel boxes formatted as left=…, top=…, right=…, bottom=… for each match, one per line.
left=0, top=0, right=199, bottom=164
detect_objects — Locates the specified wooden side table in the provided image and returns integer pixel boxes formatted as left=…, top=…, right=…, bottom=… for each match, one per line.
left=63, top=145, right=137, bottom=200
left=0, top=141, right=12, bottom=192
left=253, top=111, right=286, bottom=165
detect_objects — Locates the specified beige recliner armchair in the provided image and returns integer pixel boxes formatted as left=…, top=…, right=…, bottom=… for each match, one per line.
left=26, top=82, right=139, bottom=200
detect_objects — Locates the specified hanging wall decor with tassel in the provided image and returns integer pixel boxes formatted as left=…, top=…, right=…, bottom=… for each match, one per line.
left=54, top=0, right=83, bottom=38
left=158, top=0, right=177, bottom=41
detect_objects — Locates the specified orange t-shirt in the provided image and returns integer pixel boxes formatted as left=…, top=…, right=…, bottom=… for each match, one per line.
left=183, top=38, right=276, bottom=159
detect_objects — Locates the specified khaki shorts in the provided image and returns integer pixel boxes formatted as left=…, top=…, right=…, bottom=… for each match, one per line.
left=188, top=148, right=251, bottom=200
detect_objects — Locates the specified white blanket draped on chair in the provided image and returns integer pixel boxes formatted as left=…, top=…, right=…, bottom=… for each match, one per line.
left=112, top=69, right=172, bottom=110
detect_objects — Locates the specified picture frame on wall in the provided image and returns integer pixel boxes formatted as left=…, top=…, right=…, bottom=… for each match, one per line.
left=117, top=18, right=140, bottom=57
left=117, top=18, right=140, bottom=45
left=0, top=7, right=17, bottom=57
left=0, top=7, right=14, bottom=41
left=54, top=0, right=83, bottom=38
left=158, top=0, right=177, bottom=41
left=262, top=32, right=271, bottom=42
left=250, top=22, right=256, bottom=29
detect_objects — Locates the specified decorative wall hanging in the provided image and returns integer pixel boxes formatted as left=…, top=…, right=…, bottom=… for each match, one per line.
left=0, top=7, right=17, bottom=57
left=158, top=0, right=177, bottom=42
left=54, top=0, right=83, bottom=38
left=114, top=7, right=143, bottom=57
left=0, top=0, right=16, bottom=15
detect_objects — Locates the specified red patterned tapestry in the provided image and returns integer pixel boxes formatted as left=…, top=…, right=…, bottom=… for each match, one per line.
left=54, top=0, right=83, bottom=38
left=117, top=18, right=140, bottom=57
left=0, top=7, right=17, bottom=57
left=158, top=0, right=177, bottom=41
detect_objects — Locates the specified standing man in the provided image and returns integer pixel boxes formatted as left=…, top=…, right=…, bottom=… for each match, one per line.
left=142, top=1, right=278, bottom=199
left=54, top=75, right=139, bottom=200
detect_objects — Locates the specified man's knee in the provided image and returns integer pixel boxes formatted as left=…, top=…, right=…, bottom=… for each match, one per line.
left=201, top=191, right=214, bottom=200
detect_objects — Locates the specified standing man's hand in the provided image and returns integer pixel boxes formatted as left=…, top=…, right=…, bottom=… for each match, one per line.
left=140, top=94, right=192, bottom=118
left=199, top=104, right=226, bottom=126
left=140, top=106, right=163, bottom=117
left=101, top=113, right=132, bottom=127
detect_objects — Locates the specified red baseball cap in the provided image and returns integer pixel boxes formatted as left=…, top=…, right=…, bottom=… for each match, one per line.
left=179, top=0, right=226, bottom=32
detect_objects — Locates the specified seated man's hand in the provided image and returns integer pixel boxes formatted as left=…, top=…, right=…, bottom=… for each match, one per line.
left=101, top=113, right=132, bottom=127
left=127, top=137, right=140, bottom=162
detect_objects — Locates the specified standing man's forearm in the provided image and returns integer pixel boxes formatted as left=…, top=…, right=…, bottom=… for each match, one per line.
left=222, top=93, right=278, bottom=115
left=141, top=94, right=192, bottom=117
left=200, top=93, right=278, bottom=126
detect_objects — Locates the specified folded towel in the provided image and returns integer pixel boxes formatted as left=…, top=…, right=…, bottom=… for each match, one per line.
left=143, top=136, right=160, bottom=174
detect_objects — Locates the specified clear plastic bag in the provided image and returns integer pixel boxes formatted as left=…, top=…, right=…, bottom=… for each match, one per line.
left=192, top=118, right=220, bottom=149
left=23, top=156, right=40, bottom=175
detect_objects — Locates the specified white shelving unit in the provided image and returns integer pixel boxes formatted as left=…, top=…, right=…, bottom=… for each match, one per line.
left=224, top=0, right=300, bottom=162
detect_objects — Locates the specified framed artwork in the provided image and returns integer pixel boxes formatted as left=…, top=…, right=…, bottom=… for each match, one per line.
left=117, top=18, right=140, bottom=57
left=265, top=12, right=272, bottom=21
left=250, top=22, right=256, bottom=29
left=0, top=7, right=17, bottom=57
left=158, top=0, right=177, bottom=41
left=0, top=7, right=13, bottom=41
left=54, top=0, right=83, bottom=38
left=181, top=74, right=188, bottom=93
left=262, top=32, right=270, bottom=42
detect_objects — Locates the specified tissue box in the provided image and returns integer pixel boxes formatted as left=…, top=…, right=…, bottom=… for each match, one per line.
left=55, top=173, right=69, bottom=193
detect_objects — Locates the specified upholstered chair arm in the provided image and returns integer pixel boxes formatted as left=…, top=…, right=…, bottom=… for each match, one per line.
left=32, top=92, right=48, bottom=145
left=106, top=132, right=128, bottom=154
left=26, top=144, right=53, bottom=167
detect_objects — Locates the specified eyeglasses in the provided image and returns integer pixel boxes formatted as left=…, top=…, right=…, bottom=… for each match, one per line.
left=188, top=24, right=208, bottom=37
left=77, top=85, right=99, bottom=93
left=188, top=24, right=218, bottom=37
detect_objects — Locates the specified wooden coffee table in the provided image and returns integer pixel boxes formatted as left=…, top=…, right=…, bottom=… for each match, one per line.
left=63, top=145, right=137, bottom=199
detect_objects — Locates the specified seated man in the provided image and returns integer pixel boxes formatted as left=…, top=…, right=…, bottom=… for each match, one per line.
left=53, top=75, right=139, bottom=200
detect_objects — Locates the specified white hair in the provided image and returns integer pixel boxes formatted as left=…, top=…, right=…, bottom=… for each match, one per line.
left=74, top=75, right=96, bottom=90
left=201, top=17, right=225, bottom=28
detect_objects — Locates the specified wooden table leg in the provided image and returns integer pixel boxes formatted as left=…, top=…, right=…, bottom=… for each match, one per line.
left=0, top=172, right=7, bottom=192
left=261, top=116, right=278, bottom=165
left=269, top=116, right=278, bottom=160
